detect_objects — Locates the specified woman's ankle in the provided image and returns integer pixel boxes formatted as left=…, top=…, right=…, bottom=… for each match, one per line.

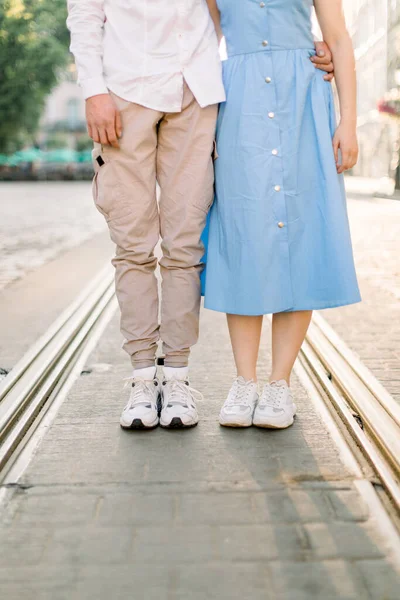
left=269, top=373, right=290, bottom=385
left=237, top=372, right=257, bottom=383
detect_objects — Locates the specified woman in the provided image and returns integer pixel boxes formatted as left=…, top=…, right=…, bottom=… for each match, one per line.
left=204, top=0, right=360, bottom=428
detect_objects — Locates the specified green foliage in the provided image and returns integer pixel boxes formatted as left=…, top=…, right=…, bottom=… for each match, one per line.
left=0, top=0, right=70, bottom=153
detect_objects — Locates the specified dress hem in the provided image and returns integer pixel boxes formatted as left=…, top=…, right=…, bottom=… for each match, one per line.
left=203, top=297, right=362, bottom=316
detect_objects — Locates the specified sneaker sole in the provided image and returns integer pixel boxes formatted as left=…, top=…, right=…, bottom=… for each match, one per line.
left=253, top=415, right=295, bottom=429
left=160, top=417, right=198, bottom=429
left=120, top=418, right=159, bottom=431
left=219, top=420, right=252, bottom=428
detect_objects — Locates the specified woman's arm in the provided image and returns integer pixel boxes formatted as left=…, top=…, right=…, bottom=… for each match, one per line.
left=314, top=0, right=358, bottom=173
left=206, top=0, right=223, bottom=42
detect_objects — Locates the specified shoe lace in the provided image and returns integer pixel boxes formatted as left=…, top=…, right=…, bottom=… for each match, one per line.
left=259, top=382, right=286, bottom=408
left=226, top=378, right=255, bottom=407
left=163, top=378, right=203, bottom=407
left=123, top=377, right=157, bottom=408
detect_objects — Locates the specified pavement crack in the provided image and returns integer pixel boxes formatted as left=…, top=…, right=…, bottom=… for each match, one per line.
left=0, top=482, right=34, bottom=491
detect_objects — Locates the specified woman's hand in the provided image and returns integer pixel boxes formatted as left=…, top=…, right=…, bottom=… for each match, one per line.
left=333, top=122, right=358, bottom=174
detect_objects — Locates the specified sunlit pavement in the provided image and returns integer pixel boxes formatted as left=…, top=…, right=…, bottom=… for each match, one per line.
left=0, top=182, right=105, bottom=290
left=0, top=179, right=399, bottom=598
left=324, top=182, right=400, bottom=405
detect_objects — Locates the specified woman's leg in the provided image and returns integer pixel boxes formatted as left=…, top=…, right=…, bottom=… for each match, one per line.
left=270, top=310, right=312, bottom=384
left=227, top=314, right=263, bottom=381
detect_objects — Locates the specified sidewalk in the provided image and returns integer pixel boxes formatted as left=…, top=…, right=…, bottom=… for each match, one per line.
left=324, top=191, right=400, bottom=406
left=1, top=309, right=399, bottom=599
left=345, top=175, right=400, bottom=200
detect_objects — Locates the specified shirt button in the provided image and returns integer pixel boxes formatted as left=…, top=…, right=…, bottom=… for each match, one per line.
left=268, top=112, right=275, bottom=119
left=272, top=149, right=278, bottom=155
left=265, top=77, right=272, bottom=83
left=274, top=185, right=281, bottom=192
left=278, top=222, right=285, bottom=228
left=262, top=40, right=269, bottom=47
left=260, top=2, right=266, bottom=6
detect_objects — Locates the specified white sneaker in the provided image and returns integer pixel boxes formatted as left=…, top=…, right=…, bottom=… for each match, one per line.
left=219, top=377, right=258, bottom=427
left=160, top=376, right=201, bottom=428
left=253, top=380, right=296, bottom=429
left=120, top=377, right=161, bottom=430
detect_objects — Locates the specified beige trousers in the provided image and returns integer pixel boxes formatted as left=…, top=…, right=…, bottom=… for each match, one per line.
left=92, top=83, right=218, bottom=368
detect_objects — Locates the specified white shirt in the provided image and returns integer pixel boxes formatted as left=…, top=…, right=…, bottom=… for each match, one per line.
left=67, top=0, right=226, bottom=112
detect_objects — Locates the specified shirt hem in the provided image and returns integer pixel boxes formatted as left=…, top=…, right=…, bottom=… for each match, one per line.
left=106, top=82, right=224, bottom=113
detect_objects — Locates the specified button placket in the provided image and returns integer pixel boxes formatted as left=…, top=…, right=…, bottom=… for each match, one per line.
left=261, top=17, right=287, bottom=232
left=176, top=2, right=188, bottom=70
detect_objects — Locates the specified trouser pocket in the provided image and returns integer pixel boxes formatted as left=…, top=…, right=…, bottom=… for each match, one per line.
left=91, top=145, right=131, bottom=222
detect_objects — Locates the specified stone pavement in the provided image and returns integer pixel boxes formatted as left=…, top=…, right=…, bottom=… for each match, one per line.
left=324, top=192, right=400, bottom=405
left=1, top=308, right=400, bottom=599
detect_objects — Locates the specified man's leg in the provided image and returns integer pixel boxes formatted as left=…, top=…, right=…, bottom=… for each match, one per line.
left=155, top=83, right=218, bottom=428
left=92, top=96, right=162, bottom=369
left=157, top=83, right=218, bottom=368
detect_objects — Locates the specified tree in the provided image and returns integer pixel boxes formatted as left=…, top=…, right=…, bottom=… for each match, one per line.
left=0, top=0, right=70, bottom=153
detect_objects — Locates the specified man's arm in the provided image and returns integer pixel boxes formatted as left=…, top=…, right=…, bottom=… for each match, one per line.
left=67, top=0, right=121, bottom=147
left=206, top=0, right=223, bottom=42
left=67, top=0, right=108, bottom=99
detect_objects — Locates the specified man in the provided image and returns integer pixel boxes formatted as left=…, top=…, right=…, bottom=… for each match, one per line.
left=67, top=1, right=334, bottom=430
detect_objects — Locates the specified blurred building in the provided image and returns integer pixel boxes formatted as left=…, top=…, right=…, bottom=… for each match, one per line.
left=345, top=0, right=400, bottom=185
left=38, top=63, right=88, bottom=151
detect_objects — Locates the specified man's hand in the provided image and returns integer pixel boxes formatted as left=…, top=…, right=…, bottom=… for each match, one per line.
left=310, top=41, right=334, bottom=82
left=85, top=94, right=122, bottom=148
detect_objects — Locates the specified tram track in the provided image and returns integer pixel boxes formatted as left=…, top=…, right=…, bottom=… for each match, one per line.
left=0, top=265, right=118, bottom=481
left=299, top=312, right=400, bottom=512
left=1, top=265, right=399, bottom=516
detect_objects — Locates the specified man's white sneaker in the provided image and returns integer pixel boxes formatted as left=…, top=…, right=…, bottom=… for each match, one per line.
left=253, top=380, right=296, bottom=429
left=219, top=377, right=258, bottom=427
left=120, top=377, right=161, bottom=430
left=160, top=377, right=201, bottom=428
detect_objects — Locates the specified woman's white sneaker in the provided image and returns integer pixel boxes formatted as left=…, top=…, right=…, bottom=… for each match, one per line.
left=160, top=377, right=201, bottom=428
left=120, top=377, right=160, bottom=430
left=219, top=377, right=258, bottom=427
left=253, top=380, right=296, bottom=429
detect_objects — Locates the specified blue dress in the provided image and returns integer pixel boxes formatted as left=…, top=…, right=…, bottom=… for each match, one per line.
left=203, top=0, right=361, bottom=315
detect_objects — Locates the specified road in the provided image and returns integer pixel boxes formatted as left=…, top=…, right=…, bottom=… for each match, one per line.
left=0, top=182, right=105, bottom=290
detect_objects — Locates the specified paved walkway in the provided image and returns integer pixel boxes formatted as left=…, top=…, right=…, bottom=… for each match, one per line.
left=1, top=308, right=399, bottom=599
left=324, top=194, right=400, bottom=405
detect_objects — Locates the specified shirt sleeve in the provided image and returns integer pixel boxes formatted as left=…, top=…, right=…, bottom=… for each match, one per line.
left=66, top=0, right=108, bottom=99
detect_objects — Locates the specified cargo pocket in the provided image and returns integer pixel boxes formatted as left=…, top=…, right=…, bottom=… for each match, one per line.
left=91, top=146, right=132, bottom=222
left=92, top=149, right=108, bottom=219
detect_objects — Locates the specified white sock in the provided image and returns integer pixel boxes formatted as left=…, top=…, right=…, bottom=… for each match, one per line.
left=133, top=366, right=156, bottom=380
left=163, top=366, right=189, bottom=381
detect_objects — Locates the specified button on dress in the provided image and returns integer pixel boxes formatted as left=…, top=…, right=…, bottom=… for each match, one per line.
left=203, top=0, right=361, bottom=316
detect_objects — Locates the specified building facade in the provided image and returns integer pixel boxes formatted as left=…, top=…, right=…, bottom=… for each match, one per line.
left=344, top=0, right=400, bottom=184
left=39, top=63, right=87, bottom=150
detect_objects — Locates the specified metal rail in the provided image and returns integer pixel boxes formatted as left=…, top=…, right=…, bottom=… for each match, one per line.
left=2, top=270, right=400, bottom=513
left=301, top=313, right=400, bottom=511
left=0, top=266, right=117, bottom=474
